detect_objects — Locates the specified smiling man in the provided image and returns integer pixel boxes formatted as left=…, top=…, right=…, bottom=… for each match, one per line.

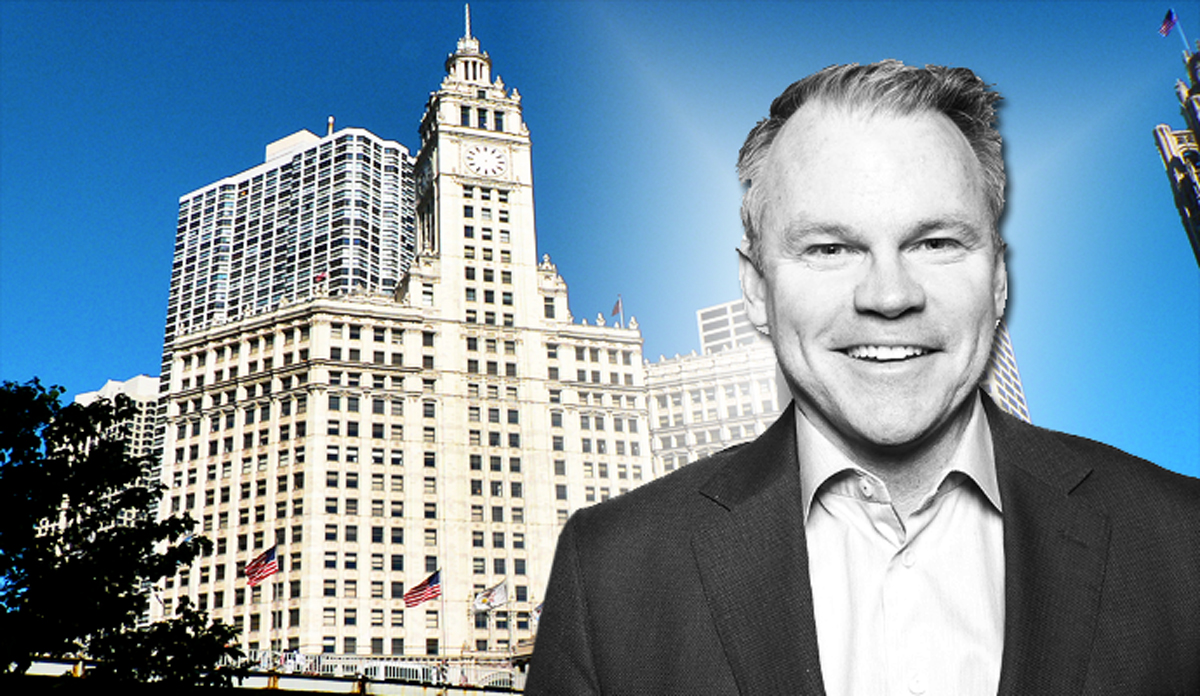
left=526, top=62, right=1200, bottom=696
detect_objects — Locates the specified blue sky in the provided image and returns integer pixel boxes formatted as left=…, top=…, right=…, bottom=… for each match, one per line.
left=1, top=1, right=1196, bottom=476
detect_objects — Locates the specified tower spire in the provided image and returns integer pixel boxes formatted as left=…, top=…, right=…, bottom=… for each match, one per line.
left=465, top=3, right=472, bottom=39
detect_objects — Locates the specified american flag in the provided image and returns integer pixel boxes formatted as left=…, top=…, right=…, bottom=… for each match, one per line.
left=245, top=546, right=279, bottom=587
left=403, top=570, right=442, bottom=607
left=1159, top=8, right=1178, bottom=37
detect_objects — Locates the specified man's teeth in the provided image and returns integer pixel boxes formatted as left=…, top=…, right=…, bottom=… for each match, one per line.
left=846, top=345, right=928, bottom=361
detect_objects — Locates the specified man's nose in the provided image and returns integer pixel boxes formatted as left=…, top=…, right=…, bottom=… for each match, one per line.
left=853, top=252, right=926, bottom=318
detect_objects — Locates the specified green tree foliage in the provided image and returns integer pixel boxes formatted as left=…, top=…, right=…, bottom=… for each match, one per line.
left=0, top=379, right=242, bottom=682
left=86, top=598, right=245, bottom=686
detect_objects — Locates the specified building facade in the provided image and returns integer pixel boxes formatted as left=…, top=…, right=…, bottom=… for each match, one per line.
left=153, top=18, right=655, bottom=660
left=981, top=321, right=1032, bottom=423
left=75, top=374, right=162, bottom=464
left=696, top=299, right=761, bottom=355
left=647, top=303, right=783, bottom=473
left=1154, top=47, right=1200, bottom=266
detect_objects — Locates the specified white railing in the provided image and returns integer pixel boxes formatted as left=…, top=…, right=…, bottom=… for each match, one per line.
left=224, top=649, right=526, bottom=690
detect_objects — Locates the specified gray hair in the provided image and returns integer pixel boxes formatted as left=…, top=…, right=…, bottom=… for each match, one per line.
left=738, top=60, right=1005, bottom=261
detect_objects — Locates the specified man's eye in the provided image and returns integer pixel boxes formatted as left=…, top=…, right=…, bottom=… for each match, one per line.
left=810, top=244, right=845, bottom=256
left=917, top=238, right=959, bottom=251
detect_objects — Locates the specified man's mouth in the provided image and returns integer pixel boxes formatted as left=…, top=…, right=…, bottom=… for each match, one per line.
left=844, top=345, right=931, bottom=362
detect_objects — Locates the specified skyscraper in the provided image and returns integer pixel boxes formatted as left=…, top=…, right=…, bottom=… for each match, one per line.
left=75, top=374, right=161, bottom=466
left=695, top=299, right=761, bottom=354
left=1153, top=47, right=1200, bottom=266
left=161, top=126, right=416, bottom=374
left=982, top=321, right=1031, bottom=423
left=153, top=12, right=654, bottom=664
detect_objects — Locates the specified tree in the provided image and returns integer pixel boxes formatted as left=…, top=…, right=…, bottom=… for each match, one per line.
left=85, top=597, right=245, bottom=686
left=0, top=379, right=241, bottom=682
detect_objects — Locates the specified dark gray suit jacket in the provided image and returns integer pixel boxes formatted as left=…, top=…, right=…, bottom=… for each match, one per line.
left=526, top=396, right=1200, bottom=695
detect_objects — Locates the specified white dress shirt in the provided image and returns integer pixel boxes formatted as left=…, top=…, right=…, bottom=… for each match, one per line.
left=799, top=394, right=1005, bottom=696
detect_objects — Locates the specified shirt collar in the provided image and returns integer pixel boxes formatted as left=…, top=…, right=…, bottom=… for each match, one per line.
left=796, top=392, right=1002, bottom=521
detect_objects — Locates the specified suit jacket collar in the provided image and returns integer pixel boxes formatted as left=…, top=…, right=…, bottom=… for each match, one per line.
left=986, top=396, right=1111, bottom=696
left=692, top=402, right=825, bottom=696
left=689, top=396, right=1111, bottom=696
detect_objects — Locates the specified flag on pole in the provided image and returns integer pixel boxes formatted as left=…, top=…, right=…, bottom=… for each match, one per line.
left=245, top=546, right=279, bottom=587
left=532, top=602, right=544, bottom=631
left=1159, top=8, right=1178, bottom=37
left=472, top=580, right=509, bottom=612
left=314, top=271, right=328, bottom=282
left=403, top=570, right=442, bottom=607
left=611, top=296, right=623, bottom=316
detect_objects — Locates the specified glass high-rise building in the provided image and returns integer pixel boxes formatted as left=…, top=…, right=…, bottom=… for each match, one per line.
left=982, top=321, right=1031, bottom=423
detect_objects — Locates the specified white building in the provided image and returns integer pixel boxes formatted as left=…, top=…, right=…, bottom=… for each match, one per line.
left=154, top=15, right=655, bottom=660
left=647, top=303, right=783, bottom=473
left=696, top=299, right=761, bottom=355
left=75, top=374, right=161, bottom=462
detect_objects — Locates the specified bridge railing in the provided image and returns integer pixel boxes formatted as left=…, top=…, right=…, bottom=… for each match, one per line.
left=223, top=650, right=526, bottom=690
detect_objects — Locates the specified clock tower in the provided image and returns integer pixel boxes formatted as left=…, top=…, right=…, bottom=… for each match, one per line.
left=397, top=7, right=651, bottom=658
left=413, top=5, right=532, bottom=276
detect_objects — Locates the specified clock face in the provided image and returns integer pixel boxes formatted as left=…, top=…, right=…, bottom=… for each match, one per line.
left=465, top=145, right=507, bottom=177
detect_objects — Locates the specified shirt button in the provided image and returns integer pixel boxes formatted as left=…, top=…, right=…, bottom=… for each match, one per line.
left=858, top=478, right=874, bottom=499
left=908, top=675, right=926, bottom=694
left=902, top=549, right=916, bottom=567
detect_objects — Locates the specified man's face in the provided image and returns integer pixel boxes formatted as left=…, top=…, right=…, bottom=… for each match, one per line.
left=740, top=102, right=1007, bottom=456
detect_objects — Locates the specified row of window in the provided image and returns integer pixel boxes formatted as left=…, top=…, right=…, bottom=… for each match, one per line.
left=548, top=345, right=636, bottom=366
left=464, top=265, right=511, bottom=283
left=464, top=309, right=514, bottom=326
left=657, top=423, right=760, bottom=450
left=462, top=205, right=509, bottom=223
left=463, top=287, right=514, bottom=305
left=180, top=325, right=311, bottom=369
left=179, top=351, right=310, bottom=389
left=655, top=380, right=774, bottom=409
left=557, top=368, right=637, bottom=387
left=549, top=412, right=640, bottom=432
left=462, top=186, right=508, bottom=202
left=657, top=400, right=776, bottom=426
left=460, top=105, right=505, bottom=132
left=463, top=245, right=511, bottom=262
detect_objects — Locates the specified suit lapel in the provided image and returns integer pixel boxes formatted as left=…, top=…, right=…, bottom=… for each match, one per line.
left=988, top=398, right=1111, bottom=696
left=691, top=406, right=826, bottom=696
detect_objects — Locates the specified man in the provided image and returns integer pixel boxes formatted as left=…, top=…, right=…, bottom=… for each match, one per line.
left=526, top=61, right=1200, bottom=695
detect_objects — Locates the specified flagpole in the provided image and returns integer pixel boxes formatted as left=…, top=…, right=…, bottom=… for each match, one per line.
left=619, top=294, right=625, bottom=328
left=1166, top=7, right=1191, bottom=53
left=440, top=576, right=447, bottom=668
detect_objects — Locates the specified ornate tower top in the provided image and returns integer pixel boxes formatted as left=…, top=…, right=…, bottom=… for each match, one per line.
left=447, top=3, right=490, bottom=84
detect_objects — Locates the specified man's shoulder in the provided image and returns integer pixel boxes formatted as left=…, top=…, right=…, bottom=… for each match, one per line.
left=1047, top=427, right=1198, bottom=503
left=996, top=410, right=1200, bottom=517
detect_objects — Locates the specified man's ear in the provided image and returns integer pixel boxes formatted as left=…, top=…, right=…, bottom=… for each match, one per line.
left=992, top=245, right=1008, bottom=320
left=738, top=244, right=771, bottom=336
